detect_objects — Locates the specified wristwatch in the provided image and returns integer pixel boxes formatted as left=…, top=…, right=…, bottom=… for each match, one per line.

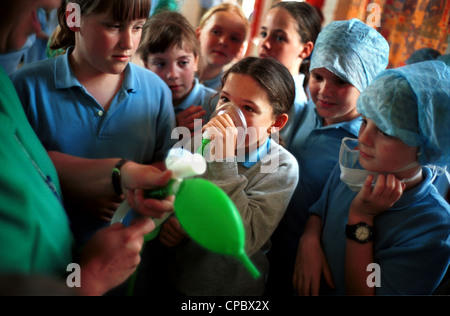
left=345, top=222, right=374, bottom=243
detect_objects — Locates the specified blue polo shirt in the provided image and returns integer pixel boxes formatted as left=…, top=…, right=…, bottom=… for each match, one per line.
left=265, top=99, right=362, bottom=295
left=176, top=78, right=219, bottom=123
left=11, top=48, right=176, bottom=245
left=11, top=48, right=176, bottom=164
left=310, top=166, right=450, bottom=295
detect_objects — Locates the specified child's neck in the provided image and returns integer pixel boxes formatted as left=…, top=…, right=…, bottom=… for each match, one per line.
left=198, top=59, right=223, bottom=82
left=69, top=52, right=125, bottom=112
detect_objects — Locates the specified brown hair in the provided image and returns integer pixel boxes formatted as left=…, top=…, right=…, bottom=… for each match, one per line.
left=221, top=57, right=294, bottom=118
left=50, top=0, right=151, bottom=51
left=138, top=11, right=200, bottom=59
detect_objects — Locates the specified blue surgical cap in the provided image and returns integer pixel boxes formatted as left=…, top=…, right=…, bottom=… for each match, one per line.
left=310, top=18, right=389, bottom=93
left=357, top=60, right=450, bottom=168
left=406, top=47, right=441, bottom=65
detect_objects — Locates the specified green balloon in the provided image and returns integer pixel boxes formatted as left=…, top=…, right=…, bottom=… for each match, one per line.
left=174, top=178, right=260, bottom=279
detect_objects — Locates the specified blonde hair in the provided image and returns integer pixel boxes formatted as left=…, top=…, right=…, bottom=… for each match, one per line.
left=198, top=2, right=249, bottom=39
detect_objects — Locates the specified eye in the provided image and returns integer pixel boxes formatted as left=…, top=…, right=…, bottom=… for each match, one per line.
left=311, top=72, right=323, bottom=81
left=230, top=35, right=242, bottom=43
left=242, top=105, right=255, bottom=113
left=259, top=31, right=267, bottom=38
left=335, top=77, right=350, bottom=86
left=219, top=95, right=230, bottom=103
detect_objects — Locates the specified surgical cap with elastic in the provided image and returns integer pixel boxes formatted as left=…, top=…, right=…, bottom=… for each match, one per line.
left=357, top=60, right=450, bottom=168
left=310, top=19, right=389, bottom=93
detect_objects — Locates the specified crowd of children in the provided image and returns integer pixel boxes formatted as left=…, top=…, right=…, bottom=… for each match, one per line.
left=0, top=0, right=448, bottom=296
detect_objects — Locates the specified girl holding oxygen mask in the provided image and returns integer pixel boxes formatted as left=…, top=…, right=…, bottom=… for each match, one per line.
left=294, top=61, right=450, bottom=296
left=158, top=57, right=299, bottom=295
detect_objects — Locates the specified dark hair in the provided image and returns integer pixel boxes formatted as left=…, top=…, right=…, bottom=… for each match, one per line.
left=138, top=11, right=200, bottom=59
left=50, top=0, right=151, bottom=51
left=221, top=57, right=295, bottom=119
left=272, top=1, right=322, bottom=91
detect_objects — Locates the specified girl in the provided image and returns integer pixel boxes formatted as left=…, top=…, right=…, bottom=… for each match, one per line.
left=11, top=0, right=176, bottom=247
left=159, top=57, right=299, bottom=295
left=294, top=60, right=450, bottom=295
left=258, top=1, right=321, bottom=147
left=139, top=11, right=218, bottom=133
left=196, top=2, right=249, bottom=90
left=265, top=18, right=390, bottom=295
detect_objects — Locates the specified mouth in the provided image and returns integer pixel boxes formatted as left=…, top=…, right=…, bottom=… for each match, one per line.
left=317, top=99, right=337, bottom=108
left=359, top=149, right=373, bottom=159
left=169, top=85, right=183, bottom=91
left=212, top=50, right=227, bottom=58
left=112, top=55, right=131, bottom=62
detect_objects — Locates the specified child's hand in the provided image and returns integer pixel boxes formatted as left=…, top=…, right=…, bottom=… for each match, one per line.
left=159, top=217, right=187, bottom=248
left=202, top=113, right=238, bottom=160
left=176, top=105, right=206, bottom=133
left=350, top=174, right=405, bottom=220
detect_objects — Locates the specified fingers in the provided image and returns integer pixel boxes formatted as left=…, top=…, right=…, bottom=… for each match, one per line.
left=159, top=217, right=186, bottom=247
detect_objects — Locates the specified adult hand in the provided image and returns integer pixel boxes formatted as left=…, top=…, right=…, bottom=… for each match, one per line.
left=120, top=162, right=174, bottom=218
left=79, top=217, right=154, bottom=296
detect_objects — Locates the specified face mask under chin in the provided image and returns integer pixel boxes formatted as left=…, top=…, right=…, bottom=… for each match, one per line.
left=339, top=137, right=422, bottom=193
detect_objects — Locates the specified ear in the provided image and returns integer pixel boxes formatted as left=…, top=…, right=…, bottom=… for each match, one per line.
left=299, top=41, right=314, bottom=60
left=269, top=113, right=289, bottom=134
left=195, top=27, right=202, bottom=39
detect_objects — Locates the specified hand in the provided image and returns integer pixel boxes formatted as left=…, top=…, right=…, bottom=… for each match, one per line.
left=350, top=174, right=405, bottom=221
left=79, top=217, right=155, bottom=296
left=120, top=162, right=174, bottom=218
left=202, top=113, right=237, bottom=160
left=158, top=217, right=187, bottom=248
left=176, top=105, right=206, bottom=133
left=293, top=233, right=335, bottom=296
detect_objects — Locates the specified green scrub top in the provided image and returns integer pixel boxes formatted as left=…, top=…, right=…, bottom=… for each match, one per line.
left=0, top=66, right=73, bottom=277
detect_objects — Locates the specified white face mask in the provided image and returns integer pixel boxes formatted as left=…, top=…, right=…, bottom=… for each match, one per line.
left=339, top=137, right=422, bottom=192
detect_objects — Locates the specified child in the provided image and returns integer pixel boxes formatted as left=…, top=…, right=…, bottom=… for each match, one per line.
left=196, top=2, right=249, bottom=90
left=159, top=57, right=299, bottom=295
left=294, top=60, right=450, bottom=295
left=258, top=1, right=322, bottom=147
left=10, top=0, right=176, bottom=247
left=139, top=11, right=218, bottom=133
left=265, top=18, right=390, bottom=295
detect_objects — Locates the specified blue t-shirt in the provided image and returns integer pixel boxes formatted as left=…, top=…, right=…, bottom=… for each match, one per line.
left=310, top=166, right=450, bottom=295
left=11, top=49, right=176, bottom=245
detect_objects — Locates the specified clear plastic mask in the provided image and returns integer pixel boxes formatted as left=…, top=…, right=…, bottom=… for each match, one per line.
left=339, top=137, right=422, bottom=192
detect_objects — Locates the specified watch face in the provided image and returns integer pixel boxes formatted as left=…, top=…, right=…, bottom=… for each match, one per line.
left=355, top=226, right=370, bottom=241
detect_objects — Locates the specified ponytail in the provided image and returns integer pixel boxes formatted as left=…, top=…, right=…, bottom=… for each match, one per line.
left=49, top=2, right=75, bottom=52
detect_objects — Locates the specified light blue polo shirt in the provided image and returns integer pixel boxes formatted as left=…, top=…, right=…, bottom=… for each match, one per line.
left=310, top=166, right=450, bottom=295
left=281, top=100, right=362, bottom=237
left=175, top=78, right=219, bottom=123
left=11, top=48, right=176, bottom=246
left=11, top=48, right=176, bottom=164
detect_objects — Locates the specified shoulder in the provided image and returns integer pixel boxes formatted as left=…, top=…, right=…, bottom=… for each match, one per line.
left=10, top=58, right=56, bottom=83
left=261, top=140, right=299, bottom=176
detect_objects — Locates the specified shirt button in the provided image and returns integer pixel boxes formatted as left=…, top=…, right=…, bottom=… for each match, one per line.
left=98, top=110, right=104, bottom=117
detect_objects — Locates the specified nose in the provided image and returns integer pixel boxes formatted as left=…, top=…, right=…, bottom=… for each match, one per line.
left=317, top=79, right=334, bottom=98
left=119, top=29, right=133, bottom=50
left=167, top=64, right=178, bottom=81
left=358, top=121, right=375, bottom=147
